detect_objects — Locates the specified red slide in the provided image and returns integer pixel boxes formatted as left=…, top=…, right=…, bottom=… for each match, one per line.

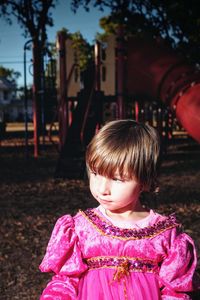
left=126, top=36, right=200, bottom=143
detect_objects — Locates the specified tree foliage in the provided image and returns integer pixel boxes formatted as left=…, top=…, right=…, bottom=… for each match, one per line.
left=0, top=0, right=57, bottom=42
left=0, top=65, right=21, bottom=83
left=70, top=31, right=93, bottom=71
left=71, top=0, right=200, bottom=64
left=57, top=28, right=93, bottom=71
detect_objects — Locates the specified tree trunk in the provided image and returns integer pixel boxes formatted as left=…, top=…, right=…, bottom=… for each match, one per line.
left=57, top=31, right=68, bottom=151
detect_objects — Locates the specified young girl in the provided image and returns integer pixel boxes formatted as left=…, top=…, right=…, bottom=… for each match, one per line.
left=39, top=119, right=200, bottom=299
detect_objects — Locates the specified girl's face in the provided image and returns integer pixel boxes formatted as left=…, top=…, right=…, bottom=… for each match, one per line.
left=89, top=171, right=142, bottom=213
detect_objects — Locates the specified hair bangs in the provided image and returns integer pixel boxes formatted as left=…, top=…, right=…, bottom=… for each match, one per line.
left=87, top=143, right=139, bottom=180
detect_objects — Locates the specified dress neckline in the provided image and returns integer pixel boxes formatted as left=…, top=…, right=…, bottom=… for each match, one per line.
left=79, top=208, right=180, bottom=240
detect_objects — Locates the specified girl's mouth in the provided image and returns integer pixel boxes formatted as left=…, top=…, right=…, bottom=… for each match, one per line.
left=99, top=199, right=112, bottom=204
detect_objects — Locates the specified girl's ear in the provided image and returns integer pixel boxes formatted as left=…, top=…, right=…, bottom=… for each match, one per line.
left=140, top=183, right=149, bottom=193
left=139, top=183, right=144, bottom=193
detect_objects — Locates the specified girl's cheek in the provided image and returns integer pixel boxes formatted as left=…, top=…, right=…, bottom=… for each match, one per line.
left=90, top=177, right=96, bottom=189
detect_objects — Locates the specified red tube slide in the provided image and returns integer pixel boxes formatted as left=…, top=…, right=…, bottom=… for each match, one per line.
left=126, top=36, right=200, bottom=143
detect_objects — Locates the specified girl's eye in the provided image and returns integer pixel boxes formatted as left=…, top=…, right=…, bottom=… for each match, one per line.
left=91, top=171, right=97, bottom=176
left=112, top=177, right=124, bottom=182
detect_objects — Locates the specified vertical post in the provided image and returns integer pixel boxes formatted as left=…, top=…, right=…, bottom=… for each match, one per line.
left=94, top=41, right=101, bottom=92
left=57, top=31, right=68, bottom=151
left=135, top=101, right=139, bottom=122
left=32, top=39, right=41, bottom=157
left=40, top=47, right=46, bottom=146
left=116, top=25, right=125, bottom=119
left=23, top=40, right=31, bottom=157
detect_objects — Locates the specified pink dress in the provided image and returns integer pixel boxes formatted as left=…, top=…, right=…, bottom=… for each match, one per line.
left=39, top=207, right=200, bottom=300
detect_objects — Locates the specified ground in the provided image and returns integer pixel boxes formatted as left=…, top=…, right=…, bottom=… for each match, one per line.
left=0, top=136, right=200, bottom=299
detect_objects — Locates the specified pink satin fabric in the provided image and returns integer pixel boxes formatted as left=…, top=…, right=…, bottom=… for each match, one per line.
left=39, top=209, right=200, bottom=299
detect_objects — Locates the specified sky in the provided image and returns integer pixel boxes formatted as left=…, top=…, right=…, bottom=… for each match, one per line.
left=0, top=1, right=110, bottom=87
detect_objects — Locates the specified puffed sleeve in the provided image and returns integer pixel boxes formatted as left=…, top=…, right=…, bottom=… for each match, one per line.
left=159, top=226, right=200, bottom=299
left=39, top=215, right=88, bottom=300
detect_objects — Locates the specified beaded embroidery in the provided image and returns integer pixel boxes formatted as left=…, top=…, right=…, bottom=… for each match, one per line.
left=80, top=208, right=180, bottom=240
left=86, top=256, right=159, bottom=274
left=85, top=256, right=160, bottom=300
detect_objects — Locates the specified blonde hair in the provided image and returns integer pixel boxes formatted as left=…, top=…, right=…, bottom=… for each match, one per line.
left=86, top=119, right=160, bottom=192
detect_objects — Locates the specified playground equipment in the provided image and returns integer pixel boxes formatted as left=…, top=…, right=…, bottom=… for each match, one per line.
left=126, top=36, right=200, bottom=143
left=55, top=32, right=200, bottom=178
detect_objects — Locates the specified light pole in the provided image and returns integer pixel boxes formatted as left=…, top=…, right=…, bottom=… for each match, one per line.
left=23, top=39, right=32, bottom=157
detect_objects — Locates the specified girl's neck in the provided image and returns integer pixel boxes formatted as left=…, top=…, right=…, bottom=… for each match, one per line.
left=104, top=205, right=150, bottom=223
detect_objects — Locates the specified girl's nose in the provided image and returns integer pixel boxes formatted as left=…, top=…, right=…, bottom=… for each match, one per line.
left=97, top=177, right=111, bottom=195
